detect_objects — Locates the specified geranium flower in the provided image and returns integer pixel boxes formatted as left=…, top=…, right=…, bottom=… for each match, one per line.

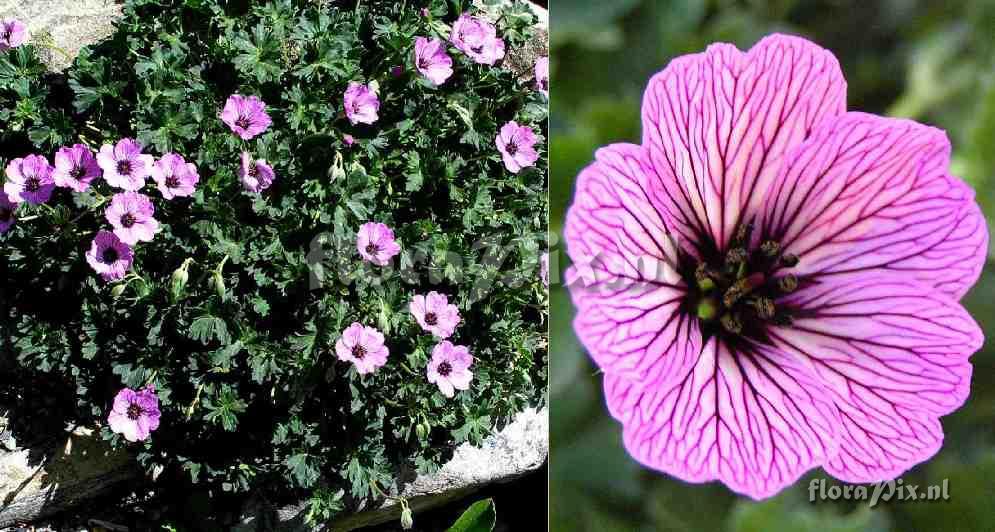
left=86, top=230, right=134, bottom=281
left=426, top=341, right=473, bottom=398
left=535, top=56, right=549, bottom=98
left=52, top=144, right=101, bottom=192
left=238, top=151, right=276, bottom=193
left=106, top=192, right=160, bottom=245
left=495, top=121, right=539, bottom=174
left=220, top=94, right=272, bottom=140
left=107, top=386, right=161, bottom=442
left=357, top=222, right=401, bottom=266
left=0, top=191, right=16, bottom=234
left=410, top=291, right=461, bottom=338
left=97, top=138, right=154, bottom=191
left=335, top=322, right=389, bottom=375
left=4, top=154, right=54, bottom=205
left=414, top=36, right=453, bottom=86
left=564, top=34, right=987, bottom=499
left=540, top=252, right=549, bottom=287
left=344, top=82, right=380, bottom=125
left=0, top=19, right=28, bottom=51
left=450, top=14, right=505, bottom=65
left=151, top=153, right=199, bottom=199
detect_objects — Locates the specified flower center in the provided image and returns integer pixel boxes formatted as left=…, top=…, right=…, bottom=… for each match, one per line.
left=1, top=30, right=11, bottom=43
left=25, top=176, right=40, bottom=192
left=117, top=160, right=132, bottom=175
left=120, top=213, right=136, bottom=228
left=126, top=403, right=143, bottom=420
left=365, top=243, right=378, bottom=255
left=248, top=163, right=260, bottom=178
left=424, top=312, right=438, bottom=325
left=71, top=166, right=86, bottom=179
left=165, top=175, right=180, bottom=188
left=101, top=247, right=119, bottom=264
left=235, top=116, right=251, bottom=130
left=437, top=361, right=452, bottom=376
left=506, top=142, right=518, bottom=156
left=687, top=222, right=800, bottom=342
left=352, top=345, right=367, bottom=359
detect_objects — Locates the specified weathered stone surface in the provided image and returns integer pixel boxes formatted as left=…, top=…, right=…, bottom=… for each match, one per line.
left=0, top=0, right=124, bottom=71
left=236, top=407, right=548, bottom=532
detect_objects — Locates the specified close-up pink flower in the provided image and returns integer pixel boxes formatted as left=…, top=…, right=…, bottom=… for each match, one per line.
left=151, top=153, right=199, bottom=199
left=0, top=190, right=16, bottom=234
left=450, top=13, right=505, bottom=66
left=426, top=341, right=474, bottom=398
left=495, top=121, right=539, bottom=174
left=410, top=291, right=461, bottom=339
left=343, top=82, right=380, bottom=125
left=97, top=138, right=155, bottom=191
left=85, top=230, right=134, bottom=281
left=564, top=34, right=987, bottom=499
left=4, top=154, right=54, bottom=205
left=0, top=19, right=28, bottom=51
left=52, top=144, right=101, bottom=192
left=414, top=36, right=454, bottom=86
left=220, top=94, right=272, bottom=140
left=105, top=192, right=160, bottom=246
left=238, top=151, right=276, bottom=193
left=356, top=222, right=401, bottom=266
left=107, top=386, right=161, bottom=443
left=335, top=322, right=390, bottom=375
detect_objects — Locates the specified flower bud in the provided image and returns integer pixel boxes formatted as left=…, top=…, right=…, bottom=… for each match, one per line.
left=110, top=284, right=127, bottom=298
left=171, top=259, right=192, bottom=300
left=212, top=271, right=226, bottom=300
left=400, top=506, right=413, bottom=530
left=415, top=421, right=429, bottom=441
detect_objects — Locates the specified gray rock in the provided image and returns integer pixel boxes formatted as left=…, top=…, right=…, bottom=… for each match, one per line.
left=236, top=407, right=548, bottom=532
left=0, top=0, right=124, bottom=71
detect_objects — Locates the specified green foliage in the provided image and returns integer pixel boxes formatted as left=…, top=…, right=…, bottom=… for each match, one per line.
left=0, top=0, right=547, bottom=523
left=447, top=498, right=497, bottom=532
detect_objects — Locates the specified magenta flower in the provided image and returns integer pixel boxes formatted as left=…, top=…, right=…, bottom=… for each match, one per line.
left=357, top=222, right=401, bottom=266
left=238, top=151, right=276, bottom=193
left=0, top=191, right=16, bottom=234
left=410, top=292, right=461, bottom=339
left=564, top=34, right=987, bottom=499
left=495, top=121, right=539, bottom=174
left=105, top=192, right=159, bottom=246
left=535, top=56, right=549, bottom=98
left=4, top=155, right=54, bottom=205
left=52, top=144, right=101, bottom=192
left=344, top=82, right=380, bottom=125
left=151, top=153, right=199, bottom=199
left=97, top=138, right=154, bottom=191
left=86, top=230, right=134, bottom=281
left=414, top=36, right=454, bottom=86
left=335, top=322, right=389, bottom=375
left=107, top=386, right=161, bottom=442
left=427, top=341, right=473, bottom=398
left=450, top=13, right=505, bottom=66
left=0, top=19, right=28, bottom=51
left=220, top=94, right=272, bottom=140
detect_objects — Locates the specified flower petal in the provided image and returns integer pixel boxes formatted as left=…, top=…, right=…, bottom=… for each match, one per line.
left=762, top=112, right=986, bottom=299
left=641, top=34, right=847, bottom=251
left=606, top=337, right=840, bottom=499
left=770, top=275, right=983, bottom=482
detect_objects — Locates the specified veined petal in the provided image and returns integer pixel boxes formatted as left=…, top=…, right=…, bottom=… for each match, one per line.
left=770, top=275, right=983, bottom=482
left=763, top=112, right=987, bottom=299
left=641, top=33, right=846, bottom=251
left=606, top=337, right=840, bottom=499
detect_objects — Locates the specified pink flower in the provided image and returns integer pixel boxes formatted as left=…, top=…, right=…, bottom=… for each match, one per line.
left=410, top=292, right=461, bottom=339
left=426, top=341, right=473, bottom=398
left=540, top=252, right=549, bottom=287
left=52, top=144, right=101, bottom=192
left=86, top=230, right=134, bottom=281
left=0, top=19, right=28, bottom=51
left=335, top=322, right=389, bottom=375
left=97, top=138, right=155, bottom=191
left=535, top=56, right=549, bottom=98
left=357, top=222, right=401, bottom=266
left=238, top=151, right=276, bottom=193
left=4, top=155, right=54, bottom=205
left=495, top=121, right=539, bottom=174
left=0, top=191, right=16, bottom=234
left=105, top=192, right=159, bottom=245
left=151, top=153, right=199, bottom=199
left=344, top=82, right=380, bottom=125
left=414, top=37, right=454, bottom=86
left=107, top=386, right=161, bottom=442
left=220, top=94, right=272, bottom=140
left=564, top=34, right=987, bottom=500
left=450, top=13, right=505, bottom=65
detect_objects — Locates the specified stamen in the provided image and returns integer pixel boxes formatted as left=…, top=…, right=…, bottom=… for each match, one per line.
left=721, top=313, right=743, bottom=334
left=780, top=254, right=799, bottom=268
left=760, top=240, right=781, bottom=257
left=777, top=274, right=798, bottom=293
left=750, top=297, right=776, bottom=320
left=696, top=298, right=718, bottom=320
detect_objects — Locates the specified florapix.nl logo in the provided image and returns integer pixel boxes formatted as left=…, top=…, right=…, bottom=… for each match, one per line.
left=808, top=478, right=950, bottom=508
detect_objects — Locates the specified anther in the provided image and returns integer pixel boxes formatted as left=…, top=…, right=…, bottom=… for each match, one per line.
left=760, top=240, right=781, bottom=258
left=696, top=298, right=718, bottom=320
left=777, top=274, right=798, bottom=293
left=750, top=297, right=776, bottom=320
left=721, top=313, right=743, bottom=334
left=695, top=264, right=716, bottom=292
left=780, top=254, right=799, bottom=268
left=727, top=248, right=748, bottom=264
left=734, top=221, right=754, bottom=246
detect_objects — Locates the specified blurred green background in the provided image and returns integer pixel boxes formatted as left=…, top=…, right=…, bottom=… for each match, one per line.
left=549, top=1, right=995, bottom=531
